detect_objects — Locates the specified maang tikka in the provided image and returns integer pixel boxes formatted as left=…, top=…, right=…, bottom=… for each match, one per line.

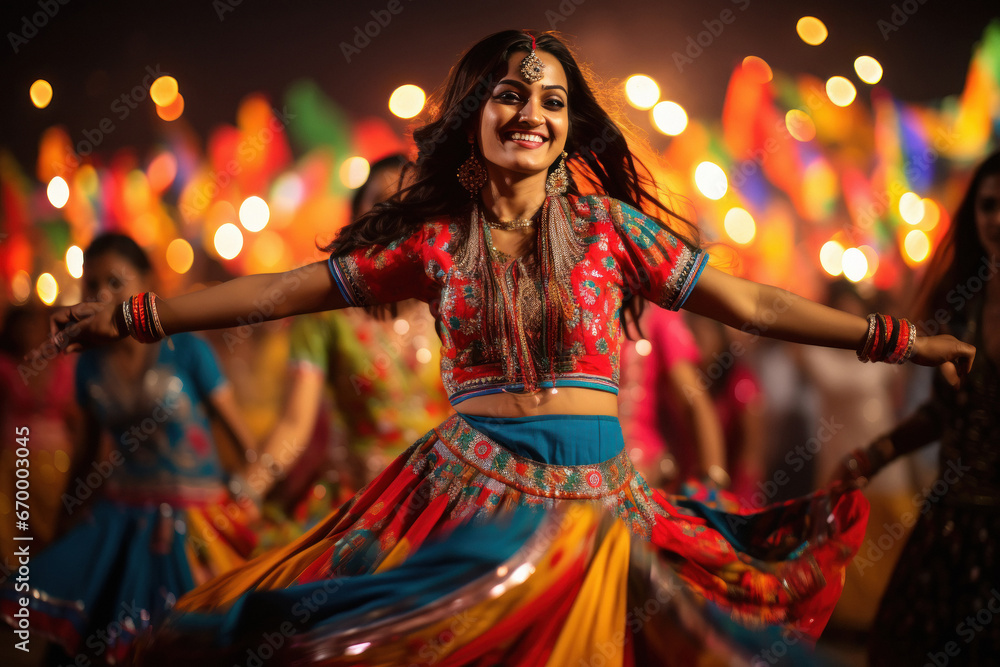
left=520, top=34, right=544, bottom=83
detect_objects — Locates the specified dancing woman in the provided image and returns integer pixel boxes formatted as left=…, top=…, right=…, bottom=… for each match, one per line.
left=0, top=234, right=258, bottom=663
left=50, top=31, right=973, bottom=665
left=837, top=152, right=1000, bottom=665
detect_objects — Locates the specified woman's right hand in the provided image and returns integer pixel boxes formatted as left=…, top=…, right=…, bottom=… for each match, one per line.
left=49, top=300, right=125, bottom=353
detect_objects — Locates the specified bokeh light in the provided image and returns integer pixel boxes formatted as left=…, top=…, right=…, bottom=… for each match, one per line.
left=921, top=198, right=940, bottom=229
left=30, top=79, right=53, bottom=108
left=635, top=339, right=652, bottom=356
left=12, top=271, right=31, bottom=304
left=166, top=238, right=194, bottom=274
left=272, top=173, right=305, bottom=212
left=239, top=195, right=270, bottom=232
left=742, top=56, right=773, bottom=84
left=156, top=93, right=185, bottom=121
left=785, top=109, right=817, bottom=142
left=147, top=152, right=178, bottom=192
left=651, top=101, right=688, bottom=136
left=340, top=156, right=371, bottom=189
left=214, top=223, right=244, bottom=260
left=825, top=76, right=857, bottom=107
left=899, top=192, right=925, bottom=224
left=820, top=240, right=845, bottom=276
left=796, top=17, right=828, bottom=45
left=37, top=273, right=58, bottom=305
left=249, top=230, right=286, bottom=270
left=150, top=76, right=179, bottom=107
left=841, top=248, right=868, bottom=282
left=854, top=56, right=883, bottom=84
left=416, top=347, right=433, bottom=364
left=388, top=84, right=425, bottom=118
left=66, top=245, right=84, bottom=279
left=724, top=207, right=756, bottom=244
left=859, top=245, right=880, bottom=278
left=904, top=229, right=930, bottom=262
left=694, top=162, right=728, bottom=200
left=47, top=176, right=69, bottom=208
left=625, top=75, right=660, bottom=110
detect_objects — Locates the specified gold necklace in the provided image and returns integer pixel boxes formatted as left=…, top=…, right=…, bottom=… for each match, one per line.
left=484, top=217, right=536, bottom=231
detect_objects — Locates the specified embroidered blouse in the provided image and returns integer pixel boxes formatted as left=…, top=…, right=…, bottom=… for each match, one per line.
left=328, top=194, right=708, bottom=405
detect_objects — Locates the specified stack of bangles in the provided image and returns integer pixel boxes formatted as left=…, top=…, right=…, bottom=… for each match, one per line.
left=856, top=313, right=916, bottom=364
left=119, top=292, right=166, bottom=343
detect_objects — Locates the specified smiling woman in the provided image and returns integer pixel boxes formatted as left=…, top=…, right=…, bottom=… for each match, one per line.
left=43, top=29, right=976, bottom=667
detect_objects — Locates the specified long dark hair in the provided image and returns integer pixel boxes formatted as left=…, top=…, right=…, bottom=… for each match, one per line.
left=913, top=152, right=1000, bottom=334
left=326, top=30, right=700, bottom=328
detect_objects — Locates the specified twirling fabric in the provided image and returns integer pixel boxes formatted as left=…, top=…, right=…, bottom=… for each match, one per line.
left=136, top=414, right=867, bottom=666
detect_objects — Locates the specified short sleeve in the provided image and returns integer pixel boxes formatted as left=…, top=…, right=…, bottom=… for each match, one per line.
left=609, top=199, right=708, bottom=311
left=327, top=225, right=431, bottom=307
left=176, top=333, right=227, bottom=398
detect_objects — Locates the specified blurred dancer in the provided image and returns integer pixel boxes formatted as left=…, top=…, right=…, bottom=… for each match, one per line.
left=0, top=304, right=80, bottom=560
left=0, top=234, right=257, bottom=663
left=248, top=156, right=451, bottom=545
left=618, top=308, right=730, bottom=496
left=837, top=152, right=1000, bottom=664
left=687, top=315, right=767, bottom=506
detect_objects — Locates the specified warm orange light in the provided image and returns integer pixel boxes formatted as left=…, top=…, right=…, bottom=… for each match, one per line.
left=741, top=56, right=773, bottom=84
left=820, top=240, right=845, bottom=276
left=854, top=56, right=883, bottom=84
left=156, top=93, right=185, bottom=121
left=651, top=101, right=688, bottom=136
left=796, top=17, right=828, bottom=46
left=388, top=85, right=425, bottom=118
left=150, top=76, right=179, bottom=107
left=30, top=80, right=53, bottom=108
left=694, top=162, right=728, bottom=200
left=825, top=76, right=857, bottom=107
left=785, top=110, right=817, bottom=142
left=724, top=207, right=756, bottom=244
left=166, top=239, right=194, bottom=274
left=625, top=75, right=660, bottom=110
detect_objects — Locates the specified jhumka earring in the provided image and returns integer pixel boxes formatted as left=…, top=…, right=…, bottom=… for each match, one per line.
left=520, top=34, right=545, bottom=83
left=457, top=142, right=487, bottom=195
left=545, top=151, right=569, bottom=196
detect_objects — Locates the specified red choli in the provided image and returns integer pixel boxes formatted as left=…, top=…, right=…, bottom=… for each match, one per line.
left=328, top=195, right=707, bottom=405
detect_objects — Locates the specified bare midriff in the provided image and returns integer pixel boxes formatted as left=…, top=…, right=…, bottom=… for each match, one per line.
left=454, top=387, right=619, bottom=418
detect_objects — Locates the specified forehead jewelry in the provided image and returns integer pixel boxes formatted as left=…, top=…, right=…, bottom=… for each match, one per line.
left=520, top=34, right=544, bottom=83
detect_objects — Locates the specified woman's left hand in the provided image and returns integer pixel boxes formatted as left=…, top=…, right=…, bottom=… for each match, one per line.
left=910, top=334, right=976, bottom=387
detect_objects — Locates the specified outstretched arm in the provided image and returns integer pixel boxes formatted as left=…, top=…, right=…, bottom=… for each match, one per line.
left=52, top=261, right=348, bottom=351
left=683, top=266, right=975, bottom=380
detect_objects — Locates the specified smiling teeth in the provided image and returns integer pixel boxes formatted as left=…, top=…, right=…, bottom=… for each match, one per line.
left=510, top=133, right=544, bottom=143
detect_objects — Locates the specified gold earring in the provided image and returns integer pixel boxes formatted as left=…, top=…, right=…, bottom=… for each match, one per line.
left=545, top=151, right=569, bottom=196
left=457, top=143, right=487, bottom=196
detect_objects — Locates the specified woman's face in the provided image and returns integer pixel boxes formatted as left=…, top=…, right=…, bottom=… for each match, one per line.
left=476, top=49, right=569, bottom=184
left=82, top=252, right=149, bottom=304
left=976, top=173, right=1000, bottom=259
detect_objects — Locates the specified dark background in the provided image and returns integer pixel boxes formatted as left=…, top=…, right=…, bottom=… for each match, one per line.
left=2, top=0, right=997, bottom=169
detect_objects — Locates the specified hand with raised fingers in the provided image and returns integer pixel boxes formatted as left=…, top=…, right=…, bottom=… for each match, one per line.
left=49, top=300, right=125, bottom=354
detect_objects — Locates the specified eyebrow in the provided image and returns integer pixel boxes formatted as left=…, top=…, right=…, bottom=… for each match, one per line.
left=497, top=79, right=568, bottom=95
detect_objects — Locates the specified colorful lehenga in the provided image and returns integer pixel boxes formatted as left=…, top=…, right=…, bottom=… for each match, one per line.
left=135, top=195, right=867, bottom=665
left=0, top=333, right=256, bottom=662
